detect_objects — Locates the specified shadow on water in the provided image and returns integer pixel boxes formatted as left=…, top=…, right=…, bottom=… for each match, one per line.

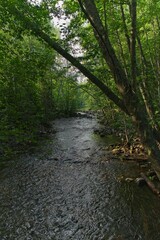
left=0, top=117, right=160, bottom=240
left=92, top=133, right=120, bottom=146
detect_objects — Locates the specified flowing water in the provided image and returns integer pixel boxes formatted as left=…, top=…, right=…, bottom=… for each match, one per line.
left=0, top=117, right=160, bottom=240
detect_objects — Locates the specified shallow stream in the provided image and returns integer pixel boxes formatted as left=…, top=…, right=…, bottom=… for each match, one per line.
left=0, top=117, right=160, bottom=240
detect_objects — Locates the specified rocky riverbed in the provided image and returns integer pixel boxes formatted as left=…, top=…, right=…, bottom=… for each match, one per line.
left=1, top=117, right=160, bottom=240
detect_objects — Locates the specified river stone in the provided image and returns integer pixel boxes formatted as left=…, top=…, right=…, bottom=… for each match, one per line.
left=125, top=178, right=134, bottom=182
left=135, top=177, right=146, bottom=186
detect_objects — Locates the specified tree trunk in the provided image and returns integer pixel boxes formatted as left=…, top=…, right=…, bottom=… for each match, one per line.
left=120, top=3, right=130, bottom=52
left=7, top=3, right=160, bottom=165
left=130, top=0, right=137, bottom=89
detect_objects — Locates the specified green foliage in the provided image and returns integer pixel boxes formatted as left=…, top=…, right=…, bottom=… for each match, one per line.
left=1, top=0, right=160, bottom=160
left=0, top=1, right=81, bottom=159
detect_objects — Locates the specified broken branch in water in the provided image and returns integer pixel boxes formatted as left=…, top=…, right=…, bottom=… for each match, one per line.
left=140, top=172, right=160, bottom=197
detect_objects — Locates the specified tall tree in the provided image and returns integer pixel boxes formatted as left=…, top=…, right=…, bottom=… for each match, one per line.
left=1, top=0, right=160, bottom=167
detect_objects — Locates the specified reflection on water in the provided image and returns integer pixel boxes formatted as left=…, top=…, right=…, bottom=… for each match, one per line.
left=0, top=117, right=160, bottom=240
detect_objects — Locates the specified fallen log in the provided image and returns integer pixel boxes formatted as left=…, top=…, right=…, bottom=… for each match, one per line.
left=140, top=172, right=160, bottom=197
left=154, top=170, right=160, bottom=182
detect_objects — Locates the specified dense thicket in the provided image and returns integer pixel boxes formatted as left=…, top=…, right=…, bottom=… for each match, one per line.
left=0, top=3, right=81, bottom=158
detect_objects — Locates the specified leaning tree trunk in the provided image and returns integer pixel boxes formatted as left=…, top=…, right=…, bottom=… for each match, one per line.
left=78, top=0, right=160, bottom=158
left=6, top=2, right=160, bottom=165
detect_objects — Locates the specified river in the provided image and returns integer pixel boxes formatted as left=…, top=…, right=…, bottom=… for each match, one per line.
left=0, top=117, right=160, bottom=240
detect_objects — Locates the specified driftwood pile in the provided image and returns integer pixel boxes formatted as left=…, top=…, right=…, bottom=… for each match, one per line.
left=107, top=140, right=160, bottom=197
left=94, top=126, right=160, bottom=197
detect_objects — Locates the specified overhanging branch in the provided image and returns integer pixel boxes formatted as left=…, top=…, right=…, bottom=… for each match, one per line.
left=8, top=5, right=130, bottom=115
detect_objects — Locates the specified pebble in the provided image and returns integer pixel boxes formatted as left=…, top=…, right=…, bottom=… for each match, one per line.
left=125, top=178, right=134, bottom=182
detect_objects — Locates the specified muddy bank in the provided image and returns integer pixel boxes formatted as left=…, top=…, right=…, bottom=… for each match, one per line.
left=0, top=117, right=160, bottom=240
